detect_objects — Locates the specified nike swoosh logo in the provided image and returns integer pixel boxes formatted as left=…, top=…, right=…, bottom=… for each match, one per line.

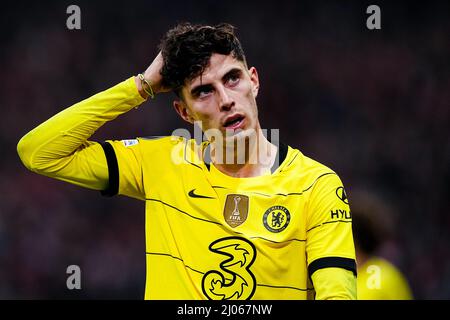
left=188, top=189, right=215, bottom=199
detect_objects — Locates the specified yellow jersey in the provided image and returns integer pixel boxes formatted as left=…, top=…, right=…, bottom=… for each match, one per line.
left=104, top=135, right=356, bottom=300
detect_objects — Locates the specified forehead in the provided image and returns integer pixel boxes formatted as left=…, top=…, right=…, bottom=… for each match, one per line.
left=186, top=53, right=245, bottom=88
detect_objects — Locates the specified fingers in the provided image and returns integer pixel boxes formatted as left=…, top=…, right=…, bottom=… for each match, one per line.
left=143, top=52, right=169, bottom=94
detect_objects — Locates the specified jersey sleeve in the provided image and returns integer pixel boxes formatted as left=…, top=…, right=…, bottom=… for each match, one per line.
left=17, top=76, right=147, bottom=192
left=311, top=267, right=357, bottom=300
left=305, top=173, right=357, bottom=278
left=101, top=136, right=183, bottom=201
left=101, top=139, right=146, bottom=200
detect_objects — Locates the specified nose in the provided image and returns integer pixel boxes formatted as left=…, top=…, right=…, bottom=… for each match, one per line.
left=217, top=86, right=234, bottom=111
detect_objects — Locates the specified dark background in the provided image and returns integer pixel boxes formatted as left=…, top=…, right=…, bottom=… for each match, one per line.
left=1, top=0, right=449, bottom=299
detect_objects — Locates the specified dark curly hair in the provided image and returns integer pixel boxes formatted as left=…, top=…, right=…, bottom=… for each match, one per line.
left=159, top=22, right=246, bottom=97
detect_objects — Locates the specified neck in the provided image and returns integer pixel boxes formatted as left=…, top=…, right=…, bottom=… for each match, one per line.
left=210, top=128, right=277, bottom=178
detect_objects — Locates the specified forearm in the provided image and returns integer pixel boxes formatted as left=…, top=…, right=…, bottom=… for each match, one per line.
left=17, top=76, right=146, bottom=189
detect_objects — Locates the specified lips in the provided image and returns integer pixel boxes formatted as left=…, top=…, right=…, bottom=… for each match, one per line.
left=223, top=114, right=245, bottom=129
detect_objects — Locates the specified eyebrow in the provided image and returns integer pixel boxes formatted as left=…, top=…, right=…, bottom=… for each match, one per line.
left=189, top=67, right=243, bottom=97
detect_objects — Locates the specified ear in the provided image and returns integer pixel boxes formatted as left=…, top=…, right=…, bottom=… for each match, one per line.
left=248, top=66, right=260, bottom=98
left=173, top=99, right=195, bottom=124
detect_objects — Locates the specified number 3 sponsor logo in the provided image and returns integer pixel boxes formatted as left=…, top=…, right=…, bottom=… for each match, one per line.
left=202, top=237, right=256, bottom=300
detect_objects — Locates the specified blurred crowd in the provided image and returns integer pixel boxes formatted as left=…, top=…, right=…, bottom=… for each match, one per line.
left=1, top=1, right=449, bottom=299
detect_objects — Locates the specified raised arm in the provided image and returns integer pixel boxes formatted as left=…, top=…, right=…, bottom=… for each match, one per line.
left=17, top=52, right=167, bottom=191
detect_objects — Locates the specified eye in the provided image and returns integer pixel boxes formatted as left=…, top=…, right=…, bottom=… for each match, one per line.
left=227, top=74, right=240, bottom=86
left=198, top=88, right=213, bottom=98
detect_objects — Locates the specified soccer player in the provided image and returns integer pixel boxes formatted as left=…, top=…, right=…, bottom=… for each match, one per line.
left=17, top=23, right=356, bottom=300
left=351, top=190, right=413, bottom=300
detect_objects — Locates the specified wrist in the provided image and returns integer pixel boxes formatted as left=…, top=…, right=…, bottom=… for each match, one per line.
left=135, top=76, right=149, bottom=99
left=137, top=73, right=155, bottom=99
